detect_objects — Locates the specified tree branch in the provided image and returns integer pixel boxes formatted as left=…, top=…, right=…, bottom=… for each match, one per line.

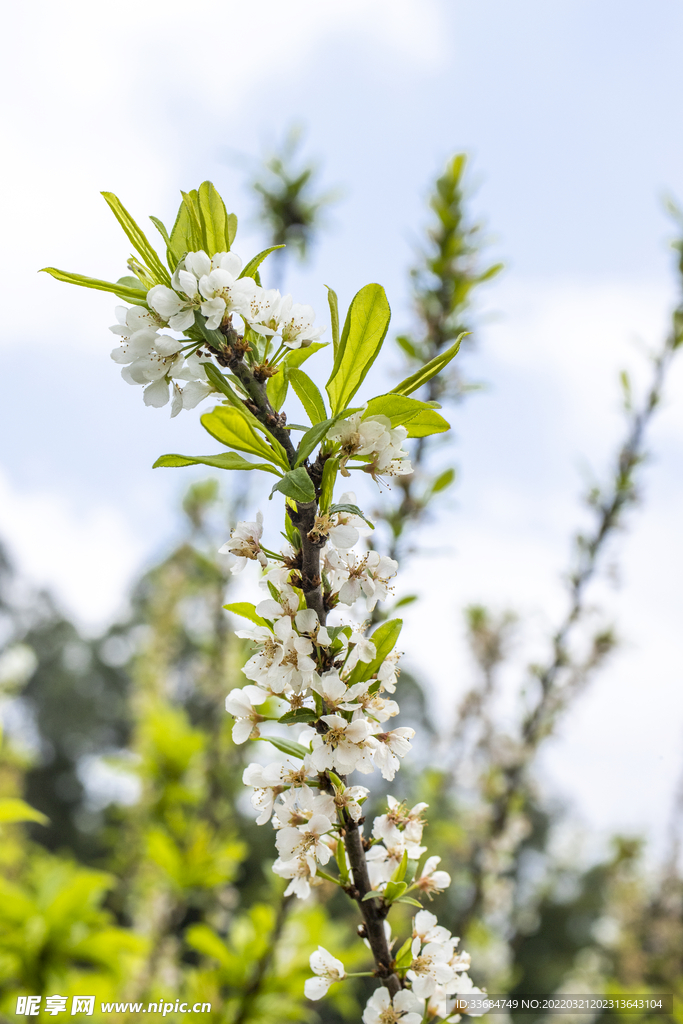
left=344, top=821, right=401, bottom=997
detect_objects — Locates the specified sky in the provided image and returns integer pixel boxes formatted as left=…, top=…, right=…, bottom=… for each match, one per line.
left=2, top=0, right=683, bottom=860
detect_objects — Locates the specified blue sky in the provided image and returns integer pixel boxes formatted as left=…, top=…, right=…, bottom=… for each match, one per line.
left=2, top=0, right=683, bottom=856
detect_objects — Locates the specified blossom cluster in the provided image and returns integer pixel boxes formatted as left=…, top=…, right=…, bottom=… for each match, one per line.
left=52, top=185, right=469, bottom=1023
left=109, top=249, right=324, bottom=415
left=221, top=498, right=480, bottom=1021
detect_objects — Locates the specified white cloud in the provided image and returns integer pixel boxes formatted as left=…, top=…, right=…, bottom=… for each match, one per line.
left=0, top=468, right=146, bottom=630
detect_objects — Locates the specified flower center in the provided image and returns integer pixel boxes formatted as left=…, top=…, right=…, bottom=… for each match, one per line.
left=378, top=1009, right=400, bottom=1023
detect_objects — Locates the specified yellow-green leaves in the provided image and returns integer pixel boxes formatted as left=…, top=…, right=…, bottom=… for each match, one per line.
left=223, top=603, right=269, bottom=628
left=255, top=735, right=309, bottom=760
left=288, top=368, right=328, bottom=423
left=266, top=342, right=327, bottom=412
left=326, top=285, right=340, bottom=356
left=168, top=182, right=237, bottom=267
left=40, top=267, right=149, bottom=303
left=326, top=284, right=391, bottom=413
left=0, top=797, right=48, bottom=826
left=270, top=467, right=316, bottom=503
left=153, top=452, right=281, bottom=476
left=391, top=331, right=467, bottom=396
left=101, top=192, right=172, bottom=286
left=202, top=365, right=290, bottom=468
left=240, top=245, right=285, bottom=281
left=295, top=418, right=337, bottom=467
left=363, top=393, right=450, bottom=438
left=201, top=407, right=289, bottom=470
left=349, top=618, right=402, bottom=686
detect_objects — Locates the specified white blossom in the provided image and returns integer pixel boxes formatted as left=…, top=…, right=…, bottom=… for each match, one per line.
left=345, top=633, right=377, bottom=672
left=198, top=258, right=258, bottom=329
left=304, top=947, right=345, bottom=1000
left=377, top=648, right=402, bottom=693
left=333, top=784, right=368, bottom=822
left=368, top=727, right=415, bottom=781
left=309, top=714, right=375, bottom=775
left=407, top=936, right=458, bottom=998
left=327, top=413, right=411, bottom=477
left=326, top=549, right=398, bottom=611
left=275, top=813, right=333, bottom=874
left=224, top=685, right=268, bottom=743
left=272, top=784, right=335, bottom=829
left=147, top=280, right=198, bottom=332
left=412, top=910, right=454, bottom=946
left=219, top=512, right=267, bottom=572
left=171, top=352, right=215, bottom=412
left=417, top=855, right=452, bottom=896
left=109, top=305, right=162, bottom=364
left=272, top=856, right=313, bottom=899
left=362, top=987, right=424, bottom=1024
left=374, top=797, right=428, bottom=845
left=238, top=615, right=317, bottom=694
left=278, top=296, right=325, bottom=349
left=243, top=287, right=285, bottom=336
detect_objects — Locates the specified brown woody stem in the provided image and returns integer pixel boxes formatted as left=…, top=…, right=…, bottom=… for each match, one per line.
left=234, top=355, right=402, bottom=996
left=344, top=822, right=402, bottom=997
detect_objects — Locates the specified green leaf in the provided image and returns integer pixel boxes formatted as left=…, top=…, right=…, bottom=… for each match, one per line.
left=279, top=708, right=318, bottom=725
left=295, top=417, right=337, bottom=467
left=267, top=368, right=289, bottom=412
left=0, top=798, right=48, bottom=825
left=168, top=198, right=195, bottom=267
left=180, top=190, right=205, bottom=252
left=226, top=212, right=238, bottom=249
left=394, top=936, right=414, bottom=969
left=326, top=285, right=340, bottom=357
left=329, top=502, right=375, bottom=529
left=393, top=594, right=418, bottom=609
left=197, top=181, right=234, bottom=255
left=390, top=332, right=467, bottom=396
left=270, top=467, right=316, bottom=503
left=185, top=924, right=233, bottom=970
left=319, top=457, right=339, bottom=512
left=335, top=839, right=350, bottom=885
left=395, top=334, right=420, bottom=360
left=40, top=267, right=150, bottom=303
left=201, top=405, right=288, bottom=469
left=149, top=215, right=171, bottom=248
left=223, top=603, right=268, bottom=628
left=348, top=618, right=402, bottom=685
left=202, top=366, right=290, bottom=468
left=383, top=880, right=408, bottom=903
left=396, top=896, right=424, bottom=908
left=391, top=849, right=409, bottom=883
left=255, top=736, right=309, bottom=760
left=116, top=275, right=148, bottom=295
left=240, top=245, right=285, bottom=280
left=288, top=368, right=328, bottom=424
left=362, top=891, right=383, bottom=902
left=431, top=467, right=456, bottom=494
left=363, top=393, right=450, bottom=438
left=283, top=341, right=327, bottom=368
left=153, top=452, right=280, bottom=476
left=326, top=283, right=391, bottom=413
left=267, top=347, right=328, bottom=414
left=101, top=192, right=171, bottom=286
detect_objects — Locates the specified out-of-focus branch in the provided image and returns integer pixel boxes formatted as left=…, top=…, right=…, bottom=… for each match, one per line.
left=373, top=154, right=502, bottom=575
left=249, top=126, right=340, bottom=287
left=452, top=238, right=683, bottom=936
